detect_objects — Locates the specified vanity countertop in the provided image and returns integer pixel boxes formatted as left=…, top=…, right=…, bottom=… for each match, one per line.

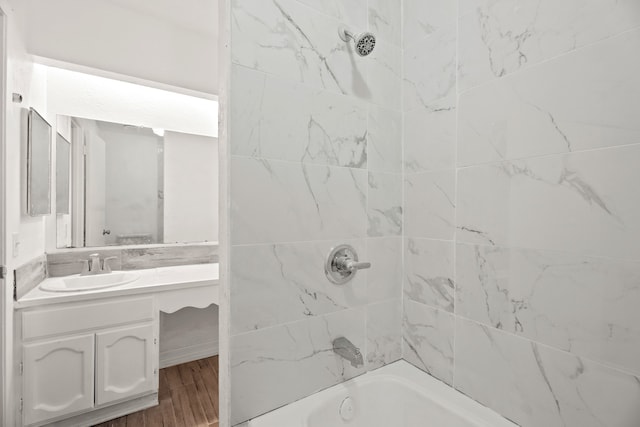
left=16, top=263, right=219, bottom=309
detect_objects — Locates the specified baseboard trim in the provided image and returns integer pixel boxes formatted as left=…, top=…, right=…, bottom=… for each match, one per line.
left=160, top=340, right=219, bottom=368
left=42, top=393, right=157, bottom=427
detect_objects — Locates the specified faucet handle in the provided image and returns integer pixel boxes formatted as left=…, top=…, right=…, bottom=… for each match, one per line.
left=102, top=256, right=118, bottom=274
left=325, top=245, right=371, bottom=285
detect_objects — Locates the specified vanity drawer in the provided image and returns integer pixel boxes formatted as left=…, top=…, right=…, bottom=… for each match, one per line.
left=22, top=297, right=154, bottom=340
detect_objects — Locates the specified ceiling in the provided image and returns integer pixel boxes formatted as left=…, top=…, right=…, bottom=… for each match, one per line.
left=107, top=0, right=219, bottom=38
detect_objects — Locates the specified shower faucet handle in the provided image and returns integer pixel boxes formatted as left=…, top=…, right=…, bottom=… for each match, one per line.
left=325, top=244, right=371, bottom=285
left=339, top=257, right=371, bottom=273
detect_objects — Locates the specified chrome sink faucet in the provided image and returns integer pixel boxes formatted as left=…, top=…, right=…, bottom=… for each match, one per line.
left=332, top=337, right=364, bottom=368
left=80, top=253, right=117, bottom=275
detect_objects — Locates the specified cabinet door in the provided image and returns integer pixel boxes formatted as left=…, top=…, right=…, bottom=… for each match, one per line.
left=95, top=324, right=156, bottom=406
left=23, top=334, right=94, bottom=425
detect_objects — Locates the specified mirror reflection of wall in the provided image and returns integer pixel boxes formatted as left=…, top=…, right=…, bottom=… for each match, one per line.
left=56, top=116, right=218, bottom=248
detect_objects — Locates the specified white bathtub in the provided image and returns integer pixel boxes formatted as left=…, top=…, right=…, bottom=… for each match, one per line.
left=244, top=361, right=517, bottom=427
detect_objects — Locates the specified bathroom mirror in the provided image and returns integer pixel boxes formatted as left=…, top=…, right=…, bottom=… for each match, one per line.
left=56, top=133, right=71, bottom=215
left=26, top=108, right=52, bottom=216
left=56, top=116, right=219, bottom=248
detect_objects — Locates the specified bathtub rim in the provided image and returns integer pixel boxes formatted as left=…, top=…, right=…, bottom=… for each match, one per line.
left=242, top=360, right=517, bottom=427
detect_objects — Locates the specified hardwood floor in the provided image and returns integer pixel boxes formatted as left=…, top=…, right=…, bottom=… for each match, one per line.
left=94, top=356, right=219, bottom=427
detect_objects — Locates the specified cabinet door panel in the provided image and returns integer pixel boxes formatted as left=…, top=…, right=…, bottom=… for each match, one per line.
left=23, top=334, right=94, bottom=425
left=96, top=324, right=156, bottom=406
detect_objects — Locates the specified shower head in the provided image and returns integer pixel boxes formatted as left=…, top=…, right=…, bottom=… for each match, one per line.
left=339, top=26, right=376, bottom=57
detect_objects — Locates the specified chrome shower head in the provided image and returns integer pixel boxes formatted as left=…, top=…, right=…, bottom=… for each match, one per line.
left=339, top=26, right=376, bottom=57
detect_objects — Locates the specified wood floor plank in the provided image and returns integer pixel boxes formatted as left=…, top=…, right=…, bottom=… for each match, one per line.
left=165, top=365, right=183, bottom=390
left=195, top=376, right=217, bottom=424
left=200, top=366, right=219, bottom=419
left=144, top=401, right=164, bottom=427
left=171, top=385, right=198, bottom=427
left=125, top=410, right=145, bottom=426
left=159, top=368, right=171, bottom=400
left=159, top=395, right=178, bottom=427
left=185, top=382, right=209, bottom=426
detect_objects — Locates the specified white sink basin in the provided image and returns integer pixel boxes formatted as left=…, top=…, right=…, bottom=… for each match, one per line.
left=40, top=272, right=140, bottom=293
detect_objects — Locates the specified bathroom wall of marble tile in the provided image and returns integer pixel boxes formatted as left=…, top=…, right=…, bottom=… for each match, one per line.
left=228, top=0, right=403, bottom=424
left=403, top=1, right=640, bottom=426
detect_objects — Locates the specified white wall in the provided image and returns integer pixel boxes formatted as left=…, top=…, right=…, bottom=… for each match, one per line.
left=16, top=0, right=218, bottom=95
left=159, top=305, right=219, bottom=367
left=164, top=131, right=218, bottom=243
left=1, top=0, right=49, bottom=424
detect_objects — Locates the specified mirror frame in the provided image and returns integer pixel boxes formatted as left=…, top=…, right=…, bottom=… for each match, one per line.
left=26, top=107, right=52, bottom=216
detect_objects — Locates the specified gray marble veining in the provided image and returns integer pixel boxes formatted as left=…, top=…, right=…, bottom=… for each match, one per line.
left=367, top=172, right=402, bottom=237
left=404, top=170, right=456, bottom=240
left=231, top=156, right=368, bottom=245
left=230, top=241, right=367, bottom=335
left=404, top=238, right=454, bottom=312
left=458, top=0, right=640, bottom=91
left=366, top=299, right=402, bottom=370
left=457, top=145, right=640, bottom=260
left=14, top=255, right=47, bottom=300
left=455, top=318, right=640, bottom=427
left=457, top=243, right=640, bottom=375
left=458, top=28, right=640, bottom=166
left=46, top=244, right=217, bottom=277
left=403, top=300, right=454, bottom=385
left=231, top=65, right=368, bottom=168
left=230, top=308, right=367, bottom=425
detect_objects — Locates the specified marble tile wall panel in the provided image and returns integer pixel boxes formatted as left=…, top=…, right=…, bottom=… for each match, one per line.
left=367, top=172, right=402, bottom=237
left=230, top=157, right=368, bottom=245
left=404, top=238, right=454, bottom=313
left=398, top=1, right=640, bottom=426
left=404, top=170, right=456, bottom=240
left=230, top=307, right=366, bottom=425
left=458, top=29, right=640, bottom=166
left=366, top=298, right=402, bottom=370
left=366, top=40, right=402, bottom=109
left=366, top=237, right=402, bottom=303
left=296, top=0, right=367, bottom=28
left=367, top=0, right=401, bottom=47
left=458, top=0, right=640, bottom=91
left=456, top=145, right=640, bottom=260
left=231, top=0, right=369, bottom=98
left=367, top=104, right=402, bottom=174
left=230, top=65, right=368, bottom=168
left=455, top=319, right=640, bottom=427
left=227, top=0, right=403, bottom=424
left=14, top=255, right=47, bottom=300
left=230, top=240, right=368, bottom=335
left=403, top=97, right=456, bottom=173
left=403, top=24, right=456, bottom=112
left=456, top=243, right=640, bottom=375
left=403, top=0, right=457, bottom=48
left=402, top=300, right=454, bottom=385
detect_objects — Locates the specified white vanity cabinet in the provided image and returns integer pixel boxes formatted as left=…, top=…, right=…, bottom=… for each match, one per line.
left=95, top=324, right=156, bottom=406
left=18, top=296, right=158, bottom=427
left=23, top=334, right=95, bottom=425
